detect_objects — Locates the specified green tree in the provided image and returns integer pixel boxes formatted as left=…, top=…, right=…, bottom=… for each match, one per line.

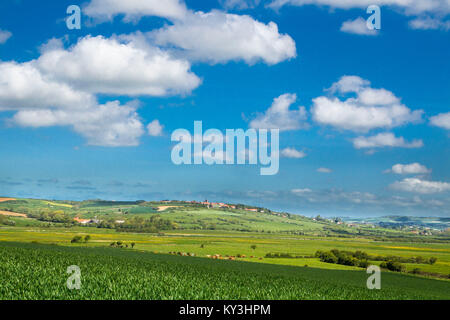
left=71, top=236, right=83, bottom=244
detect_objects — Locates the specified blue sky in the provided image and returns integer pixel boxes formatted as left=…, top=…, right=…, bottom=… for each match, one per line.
left=0, top=0, right=449, bottom=217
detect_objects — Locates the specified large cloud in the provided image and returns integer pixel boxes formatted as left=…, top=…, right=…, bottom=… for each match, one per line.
left=84, top=0, right=187, bottom=22
left=0, top=62, right=95, bottom=111
left=0, top=62, right=145, bottom=147
left=249, top=93, right=308, bottom=130
left=0, top=35, right=203, bottom=147
left=35, top=36, right=201, bottom=97
left=150, top=10, right=297, bottom=65
left=312, top=76, right=423, bottom=132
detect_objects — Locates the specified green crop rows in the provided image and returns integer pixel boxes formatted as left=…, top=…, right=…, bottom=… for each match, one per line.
left=0, top=242, right=448, bottom=300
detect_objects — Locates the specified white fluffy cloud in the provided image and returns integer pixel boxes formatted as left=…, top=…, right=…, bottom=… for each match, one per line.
left=150, top=10, right=296, bottom=65
left=147, top=120, right=164, bottom=137
left=0, top=29, right=12, bottom=44
left=0, top=62, right=95, bottom=111
left=13, top=101, right=144, bottom=147
left=281, top=147, right=307, bottom=158
left=353, top=133, right=424, bottom=149
left=390, top=178, right=450, bottom=194
left=430, top=112, right=450, bottom=130
left=312, top=76, right=423, bottom=132
left=389, top=163, right=431, bottom=175
left=317, top=167, right=332, bottom=173
left=250, top=93, right=308, bottom=131
left=84, top=0, right=187, bottom=22
left=0, top=35, right=203, bottom=147
left=36, top=36, right=201, bottom=97
left=340, top=17, right=378, bottom=36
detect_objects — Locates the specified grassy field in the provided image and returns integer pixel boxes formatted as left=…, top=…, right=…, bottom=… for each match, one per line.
left=1, top=224, right=449, bottom=276
left=1, top=241, right=449, bottom=300
left=0, top=197, right=449, bottom=300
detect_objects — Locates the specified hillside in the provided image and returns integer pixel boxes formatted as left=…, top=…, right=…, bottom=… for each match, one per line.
left=0, top=197, right=448, bottom=242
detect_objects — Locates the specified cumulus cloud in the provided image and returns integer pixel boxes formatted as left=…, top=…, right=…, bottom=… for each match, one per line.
left=388, top=163, right=431, bottom=175
left=36, top=36, right=201, bottom=97
left=390, top=178, right=450, bottom=194
left=430, top=112, right=450, bottom=130
left=312, top=76, right=423, bottom=132
left=0, top=29, right=12, bottom=44
left=147, top=120, right=164, bottom=136
left=150, top=10, right=296, bottom=65
left=0, top=62, right=95, bottom=111
left=0, top=47, right=152, bottom=147
left=353, top=132, right=424, bottom=149
left=317, top=167, right=332, bottom=173
left=250, top=93, right=307, bottom=131
left=13, top=101, right=144, bottom=147
left=84, top=0, right=188, bottom=22
left=281, top=147, right=307, bottom=158
left=340, top=17, right=378, bottom=36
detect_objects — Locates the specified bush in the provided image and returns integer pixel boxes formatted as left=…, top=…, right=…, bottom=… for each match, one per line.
left=380, top=261, right=405, bottom=272
left=71, top=236, right=83, bottom=244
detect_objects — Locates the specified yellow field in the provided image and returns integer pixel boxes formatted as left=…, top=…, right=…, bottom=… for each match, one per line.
left=0, top=211, right=27, bottom=217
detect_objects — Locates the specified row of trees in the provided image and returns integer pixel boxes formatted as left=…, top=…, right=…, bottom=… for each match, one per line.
left=316, top=249, right=438, bottom=271
left=315, top=250, right=370, bottom=268
left=115, top=216, right=177, bottom=233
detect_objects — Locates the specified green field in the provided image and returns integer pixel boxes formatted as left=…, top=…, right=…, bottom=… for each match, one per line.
left=0, top=197, right=449, bottom=300
left=1, top=241, right=449, bottom=300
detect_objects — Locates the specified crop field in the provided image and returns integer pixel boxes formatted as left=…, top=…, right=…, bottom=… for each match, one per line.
left=0, top=198, right=449, bottom=300
left=0, top=241, right=449, bottom=300
left=1, top=224, right=449, bottom=276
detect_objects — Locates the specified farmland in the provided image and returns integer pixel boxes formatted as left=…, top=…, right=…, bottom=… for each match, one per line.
left=1, top=241, right=449, bottom=300
left=0, top=197, right=449, bottom=300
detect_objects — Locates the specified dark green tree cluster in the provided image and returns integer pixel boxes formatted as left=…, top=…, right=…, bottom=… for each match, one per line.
left=315, top=249, right=370, bottom=268
left=115, top=215, right=176, bottom=233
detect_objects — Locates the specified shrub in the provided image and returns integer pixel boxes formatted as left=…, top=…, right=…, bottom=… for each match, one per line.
left=71, top=236, right=83, bottom=244
left=380, top=261, right=405, bottom=272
